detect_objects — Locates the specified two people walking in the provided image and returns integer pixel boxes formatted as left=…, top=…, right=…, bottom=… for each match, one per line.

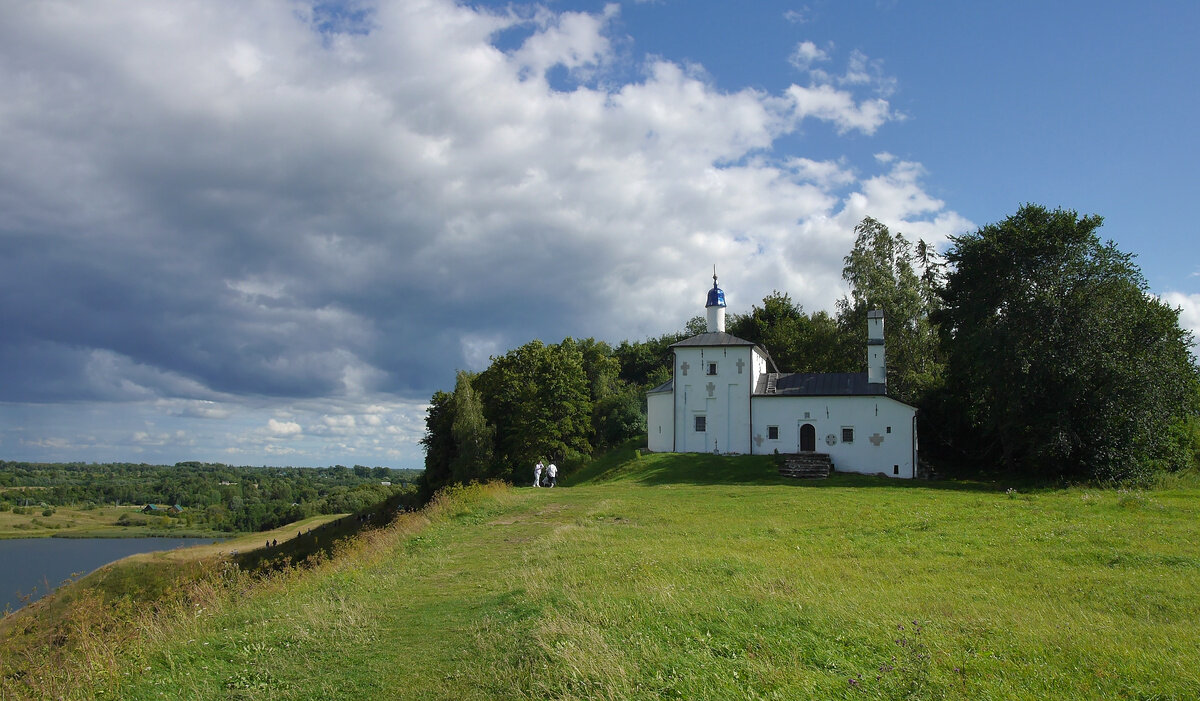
left=533, top=459, right=557, bottom=487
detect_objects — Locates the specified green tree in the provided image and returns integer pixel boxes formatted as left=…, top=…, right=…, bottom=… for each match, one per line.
left=614, top=330, right=688, bottom=389
left=449, top=370, right=496, bottom=483
left=572, top=337, right=621, bottom=403
left=477, top=339, right=593, bottom=481
left=592, top=384, right=647, bottom=450
left=937, top=204, right=1199, bottom=481
left=838, top=216, right=943, bottom=404
left=419, top=390, right=457, bottom=494
left=728, top=292, right=856, bottom=374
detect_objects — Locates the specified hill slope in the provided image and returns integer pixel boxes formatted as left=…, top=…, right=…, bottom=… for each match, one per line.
left=6, top=455, right=1200, bottom=699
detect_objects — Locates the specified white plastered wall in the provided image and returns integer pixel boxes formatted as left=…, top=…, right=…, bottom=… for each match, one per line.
left=672, top=345, right=754, bottom=454
left=646, top=390, right=674, bottom=453
left=750, top=395, right=917, bottom=478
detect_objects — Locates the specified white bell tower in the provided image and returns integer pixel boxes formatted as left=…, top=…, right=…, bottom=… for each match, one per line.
left=705, top=268, right=726, bottom=333
left=867, top=310, right=886, bottom=387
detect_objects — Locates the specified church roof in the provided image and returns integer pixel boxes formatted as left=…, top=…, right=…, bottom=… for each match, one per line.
left=706, top=284, right=726, bottom=308
left=669, top=332, right=756, bottom=348
left=755, top=372, right=886, bottom=397
left=647, top=378, right=674, bottom=394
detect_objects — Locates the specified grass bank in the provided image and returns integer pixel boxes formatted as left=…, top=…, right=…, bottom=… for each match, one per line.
left=5, top=455, right=1200, bottom=699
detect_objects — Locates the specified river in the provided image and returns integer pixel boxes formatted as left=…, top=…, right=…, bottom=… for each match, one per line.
left=0, top=537, right=227, bottom=614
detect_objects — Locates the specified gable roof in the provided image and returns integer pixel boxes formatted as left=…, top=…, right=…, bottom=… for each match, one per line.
left=669, top=332, right=756, bottom=348
left=647, top=378, right=674, bottom=394
left=755, top=371, right=886, bottom=397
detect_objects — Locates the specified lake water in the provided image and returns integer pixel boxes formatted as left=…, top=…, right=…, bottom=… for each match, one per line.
left=0, top=537, right=228, bottom=614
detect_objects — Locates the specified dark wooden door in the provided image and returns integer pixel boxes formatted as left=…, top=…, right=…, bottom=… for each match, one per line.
left=799, top=423, right=816, bottom=452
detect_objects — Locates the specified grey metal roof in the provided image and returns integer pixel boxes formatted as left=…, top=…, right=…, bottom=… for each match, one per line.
left=647, top=378, right=674, bottom=394
left=754, top=371, right=886, bottom=396
left=669, top=332, right=756, bottom=348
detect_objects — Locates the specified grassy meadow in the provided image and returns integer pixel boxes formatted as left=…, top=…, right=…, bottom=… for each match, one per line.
left=0, top=503, right=224, bottom=539
left=4, top=448, right=1200, bottom=699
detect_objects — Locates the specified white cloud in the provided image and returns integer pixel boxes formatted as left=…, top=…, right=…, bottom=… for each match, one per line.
left=786, top=157, right=856, bottom=188
left=512, top=4, right=618, bottom=80
left=266, top=419, right=302, bottom=437
left=789, top=41, right=829, bottom=70
left=1162, top=292, right=1200, bottom=346
left=785, top=84, right=895, bottom=135
left=783, top=8, right=812, bottom=24
left=0, top=0, right=971, bottom=466
left=789, top=44, right=898, bottom=100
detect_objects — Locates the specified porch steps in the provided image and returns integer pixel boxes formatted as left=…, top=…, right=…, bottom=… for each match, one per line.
left=779, top=453, right=832, bottom=479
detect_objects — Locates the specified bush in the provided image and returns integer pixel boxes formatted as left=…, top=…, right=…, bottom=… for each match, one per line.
left=116, top=513, right=149, bottom=527
left=41, top=507, right=55, bottom=517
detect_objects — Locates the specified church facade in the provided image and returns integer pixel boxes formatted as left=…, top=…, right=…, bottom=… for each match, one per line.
left=646, top=276, right=918, bottom=478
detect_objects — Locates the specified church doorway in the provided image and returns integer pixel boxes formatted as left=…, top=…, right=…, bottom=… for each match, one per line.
left=799, top=423, right=816, bottom=452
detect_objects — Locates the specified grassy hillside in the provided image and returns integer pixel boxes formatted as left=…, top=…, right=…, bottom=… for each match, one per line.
left=4, top=452, right=1200, bottom=699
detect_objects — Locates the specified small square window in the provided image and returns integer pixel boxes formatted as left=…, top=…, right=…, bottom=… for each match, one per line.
left=767, top=426, right=779, bottom=440
left=706, top=362, right=718, bottom=376
left=695, top=415, right=707, bottom=432
left=842, top=427, right=854, bottom=443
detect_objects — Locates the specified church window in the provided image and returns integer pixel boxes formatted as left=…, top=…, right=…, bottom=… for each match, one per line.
left=841, top=427, right=855, bottom=443
left=706, top=362, right=718, bottom=376
left=893, top=465, right=899, bottom=475
left=767, top=426, right=779, bottom=440
left=694, top=415, right=706, bottom=432
left=886, top=426, right=891, bottom=433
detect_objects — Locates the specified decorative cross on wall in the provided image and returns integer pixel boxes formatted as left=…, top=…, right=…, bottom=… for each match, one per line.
left=736, top=358, right=745, bottom=374
left=706, top=382, right=716, bottom=397
left=869, top=433, right=884, bottom=446
left=754, top=434, right=764, bottom=447
left=680, top=361, right=689, bottom=376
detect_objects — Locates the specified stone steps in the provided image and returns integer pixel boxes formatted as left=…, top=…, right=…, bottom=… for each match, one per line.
left=778, top=453, right=832, bottom=479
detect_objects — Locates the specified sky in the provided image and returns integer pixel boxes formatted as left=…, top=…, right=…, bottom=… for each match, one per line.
left=1, top=0, right=1197, bottom=469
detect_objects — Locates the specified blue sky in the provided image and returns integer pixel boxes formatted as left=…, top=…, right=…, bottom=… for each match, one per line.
left=1, top=0, right=1196, bottom=468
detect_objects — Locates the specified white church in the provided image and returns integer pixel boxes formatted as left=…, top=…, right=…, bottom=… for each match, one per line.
left=646, top=274, right=918, bottom=478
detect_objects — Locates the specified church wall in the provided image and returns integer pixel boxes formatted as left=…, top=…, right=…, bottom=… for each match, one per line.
left=646, top=390, right=674, bottom=452
left=671, top=345, right=754, bottom=454
left=750, top=395, right=917, bottom=478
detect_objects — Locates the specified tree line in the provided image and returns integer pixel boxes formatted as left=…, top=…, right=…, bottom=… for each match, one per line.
left=0, top=461, right=420, bottom=532
left=421, top=204, right=1200, bottom=491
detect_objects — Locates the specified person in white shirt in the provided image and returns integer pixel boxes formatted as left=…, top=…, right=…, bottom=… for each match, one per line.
left=546, top=462, right=557, bottom=488
left=534, top=461, right=544, bottom=487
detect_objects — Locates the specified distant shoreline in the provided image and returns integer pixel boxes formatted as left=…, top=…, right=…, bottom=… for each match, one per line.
left=0, top=503, right=236, bottom=540
left=0, top=530, right=233, bottom=541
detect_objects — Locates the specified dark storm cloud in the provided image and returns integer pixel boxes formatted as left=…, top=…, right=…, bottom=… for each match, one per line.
left=0, top=1, right=968, bottom=464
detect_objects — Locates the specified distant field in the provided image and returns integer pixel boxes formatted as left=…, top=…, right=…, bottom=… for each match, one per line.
left=0, top=504, right=227, bottom=539
left=6, top=451, right=1200, bottom=700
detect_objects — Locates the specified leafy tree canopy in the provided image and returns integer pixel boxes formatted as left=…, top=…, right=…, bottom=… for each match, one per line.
left=938, top=204, right=1199, bottom=481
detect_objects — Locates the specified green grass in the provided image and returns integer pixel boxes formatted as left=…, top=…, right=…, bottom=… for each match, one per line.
left=6, top=458, right=1200, bottom=699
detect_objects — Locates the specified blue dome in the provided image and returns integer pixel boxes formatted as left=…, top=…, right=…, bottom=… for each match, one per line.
left=706, top=283, right=726, bottom=308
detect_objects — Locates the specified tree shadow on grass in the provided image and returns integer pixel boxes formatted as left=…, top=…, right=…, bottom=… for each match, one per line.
left=583, top=451, right=1008, bottom=494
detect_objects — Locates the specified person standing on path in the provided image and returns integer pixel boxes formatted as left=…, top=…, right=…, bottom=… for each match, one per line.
left=534, top=460, right=544, bottom=487
left=546, top=462, right=557, bottom=488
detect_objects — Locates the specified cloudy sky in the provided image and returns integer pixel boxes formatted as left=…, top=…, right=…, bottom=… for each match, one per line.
left=2, top=0, right=1197, bottom=468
